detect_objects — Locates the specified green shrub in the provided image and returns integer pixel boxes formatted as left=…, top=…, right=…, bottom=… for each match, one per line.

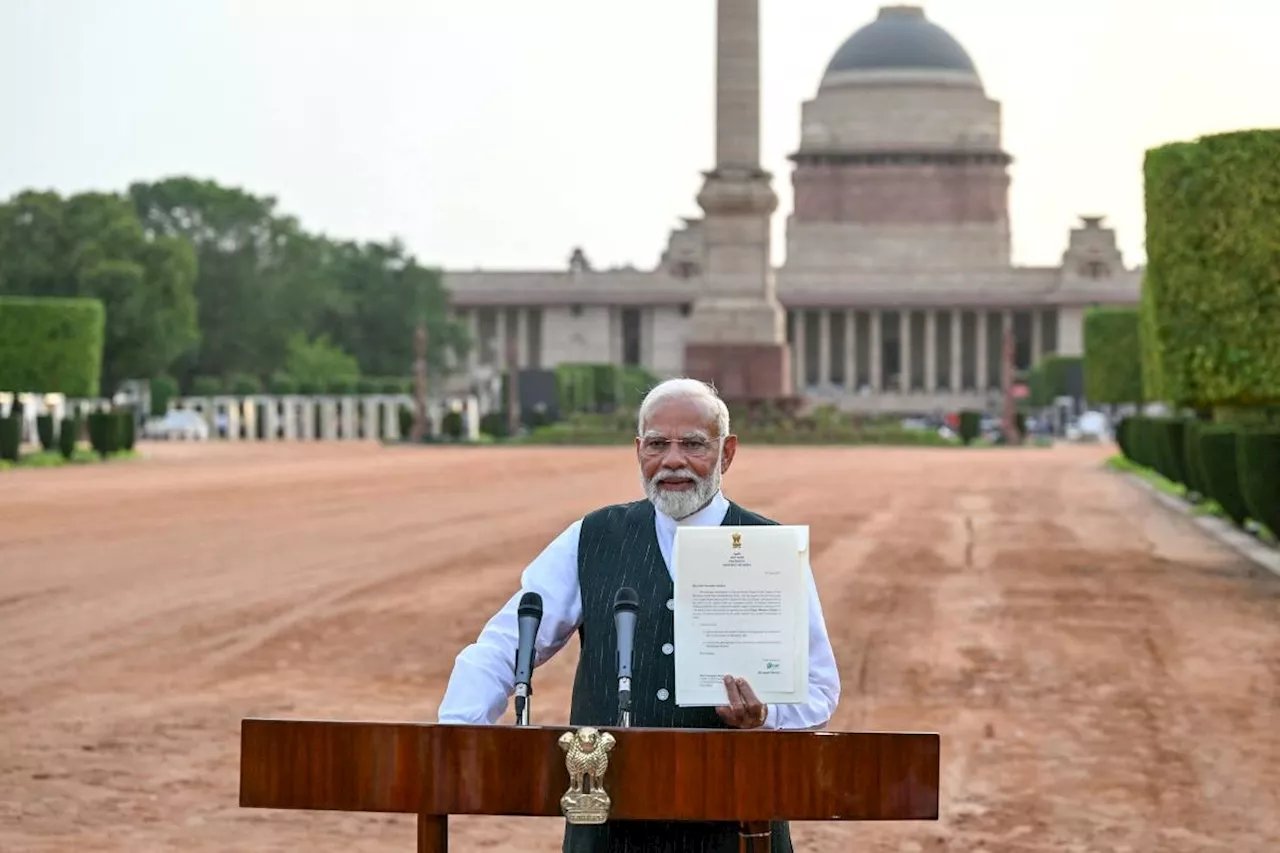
left=36, top=414, right=56, bottom=451
left=0, top=296, right=106, bottom=398
left=118, top=411, right=136, bottom=451
left=0, top=416, right=19, bottom=462
left=1144, top=131, right=1280, bottom=407
left=1236, top=428, right=1280, bottom=537
left=1158, top=417, right=1189, bottom=487
left=1115, top=417, right=1135, bottom=460
left=1083, top=307, right=1144, bottom=404
left=58, top=417, right=78, bottom=459
left=327, top=377, right=357, bottom=395
left=480, top=411, right=508, bottom=438
left=958, top=410, right=981, bottom=445
left=398, top=406, right=414, bottom=437
left=191, top=376, right=222, bottom=396
left=441, top=411, right=464, bottom=439
left=149, top=375, right=179, bottom=416
left=87, top=411, right=120, bottom=458
left=1138, top=278, right=1165, bottom=404
left=1198, top=427, right=1250, bottom=525
left=1183, top=419, right=1207, bottom=497
left=268, top=372, right=298, bottom=395
left=228, top=373, right=262, bottom=396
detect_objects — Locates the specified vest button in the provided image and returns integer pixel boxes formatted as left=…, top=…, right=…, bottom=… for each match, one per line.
left=666, top=599, right=674, bottom=611
left=656, top=688, right=670, bottom=701
left=662, top=643, right=674, bottom=655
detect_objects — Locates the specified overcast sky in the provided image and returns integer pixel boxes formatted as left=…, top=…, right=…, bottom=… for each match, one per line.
left=2, top=0, right=1277, bottom=273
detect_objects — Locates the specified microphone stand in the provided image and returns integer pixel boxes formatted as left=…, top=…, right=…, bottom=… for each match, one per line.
left=514, top=683, right=531, bottom=727
left=617, top=676, right=632, bottom=728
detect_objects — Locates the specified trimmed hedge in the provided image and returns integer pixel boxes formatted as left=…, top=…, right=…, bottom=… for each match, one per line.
left=58, top=417, right=78, bottom=459
left=1144, top=130, right=1280, bottom=407
left=0, top=296, right=106, bottom=398
left=958, top=410, right=981, bottom=445
left=1197, top=427, right=1251, bottom=525
left=1182, top=419, right=1208, bottom=498
left=36, top=414, right=56, bottom=452
left=1083, top=307, right=1143, bottom=404
left=1237, top=429, right=1280, bottom=536
left=1138, top=278, right=1165, bottom=404
left=555, top=364, right=658, bottom=414
left=1115, top=417, right=1135, bottom=460
left=0, top=416, right=19, bottom=462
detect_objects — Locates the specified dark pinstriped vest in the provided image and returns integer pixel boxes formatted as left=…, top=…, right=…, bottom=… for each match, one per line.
left=562, top=498, right=795, bottom=853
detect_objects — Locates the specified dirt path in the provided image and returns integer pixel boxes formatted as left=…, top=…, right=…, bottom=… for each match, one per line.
left=2, top=442, right=1277, bottom=852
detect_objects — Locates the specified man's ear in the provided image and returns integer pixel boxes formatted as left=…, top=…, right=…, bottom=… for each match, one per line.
left=721, top=434, right=738, bottom=472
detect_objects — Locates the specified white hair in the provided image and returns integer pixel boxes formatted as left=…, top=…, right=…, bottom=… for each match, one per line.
left=636, top=378, right=731, bottom=439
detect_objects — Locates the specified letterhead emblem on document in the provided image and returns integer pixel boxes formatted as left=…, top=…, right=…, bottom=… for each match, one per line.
left=731, top=532, right=742, bottom=549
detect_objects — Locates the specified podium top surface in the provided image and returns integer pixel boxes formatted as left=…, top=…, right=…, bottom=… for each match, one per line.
left=239, top=718, right=939, bottom=823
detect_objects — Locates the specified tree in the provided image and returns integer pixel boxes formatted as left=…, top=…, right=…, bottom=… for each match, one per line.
left=0, top=190, right=199, bottom=393
left=282, top=332, right=360, bottom=388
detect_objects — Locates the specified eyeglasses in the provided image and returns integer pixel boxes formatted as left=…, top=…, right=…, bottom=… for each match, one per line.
left=639, top=436, right=718, bottom=459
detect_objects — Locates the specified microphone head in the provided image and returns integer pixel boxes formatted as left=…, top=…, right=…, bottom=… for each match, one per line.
left=518, top=591, right=543, bottom=618
left=614, top=586, right=640, bottom=614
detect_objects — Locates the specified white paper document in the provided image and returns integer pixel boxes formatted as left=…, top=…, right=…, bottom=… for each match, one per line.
left=672, top=525, right=810, bottom=707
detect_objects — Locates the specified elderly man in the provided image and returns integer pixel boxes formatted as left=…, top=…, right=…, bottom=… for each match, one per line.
left=437, top=377, right=840, bottom=852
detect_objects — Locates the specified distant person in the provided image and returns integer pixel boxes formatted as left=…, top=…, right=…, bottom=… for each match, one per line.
left=437, top=377, right=841, bottom=853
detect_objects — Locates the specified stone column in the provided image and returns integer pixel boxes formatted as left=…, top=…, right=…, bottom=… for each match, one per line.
left=339, top=397, right=357, bottom=440
left=463, top=396, right=480, bottom=441
left=384, top=398, right=401, bottom=441
left=792, top=311, right=806, bottom=391
left=817, top=309, right=831, bottom=389
left=301, top=399, right=316, bottom=439
left=925, top=311, right=937, bottom=392
left=715, top=0, right=760, bottom=169
left=320, top=398, right=338, bottom=440
left=869, top=310, right=882, bottom=392
left=362, top=397, right=379, bottom=440
left=264, top=397, right=280, bottom=440
left=283, top=397, right=298, bottom=440
left=467, top=311, right=480, bottom=373
left=899, top=312, right=911, bottom=393
left=684, top=0, right=789, bottom=400
left=976, top=312, right=988, bottom=392
left=950, top=312, right=962, bottom=392
left=844, top=310, right=856, bottom=392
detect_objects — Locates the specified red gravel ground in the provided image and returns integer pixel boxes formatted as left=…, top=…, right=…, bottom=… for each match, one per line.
left=2, top=441, right=1278, bottom=852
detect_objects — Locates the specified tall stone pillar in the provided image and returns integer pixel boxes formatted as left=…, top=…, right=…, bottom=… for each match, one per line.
left=683, top=0, right=791, bottom=403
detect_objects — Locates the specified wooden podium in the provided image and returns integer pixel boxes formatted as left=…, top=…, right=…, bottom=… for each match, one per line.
left=239, top=718, right=939, bottom=852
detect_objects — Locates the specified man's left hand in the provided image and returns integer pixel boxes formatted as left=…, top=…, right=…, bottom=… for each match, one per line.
left=716, top=675, right=767, bottom=729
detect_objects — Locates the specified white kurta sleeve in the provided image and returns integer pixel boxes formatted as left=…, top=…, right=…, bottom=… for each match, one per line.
left=760, top=568, right=841, bottom=730
left=436, top=519, right=584, bottom=724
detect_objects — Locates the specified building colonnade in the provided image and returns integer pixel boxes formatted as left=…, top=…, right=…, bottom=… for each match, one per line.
left=787, top=306, right=1061, bottom=396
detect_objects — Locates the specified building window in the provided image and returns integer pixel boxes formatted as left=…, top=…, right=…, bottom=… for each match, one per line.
left=621, top=308, right=642, bottom=367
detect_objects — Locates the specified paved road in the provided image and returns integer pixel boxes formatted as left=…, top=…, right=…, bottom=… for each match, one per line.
left=1, top=442, right=1277, bottom=851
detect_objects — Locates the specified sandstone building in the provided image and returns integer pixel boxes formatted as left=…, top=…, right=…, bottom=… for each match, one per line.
left=442, top=4, right=1141, bottom=414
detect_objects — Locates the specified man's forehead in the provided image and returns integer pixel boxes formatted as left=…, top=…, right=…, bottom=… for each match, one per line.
left=642, top=427, right=711, bottom=440
left=643, top=410, right=715, bottom=435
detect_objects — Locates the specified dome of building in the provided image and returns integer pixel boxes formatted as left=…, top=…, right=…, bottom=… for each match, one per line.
left=823, top=6, right=979, bottom=81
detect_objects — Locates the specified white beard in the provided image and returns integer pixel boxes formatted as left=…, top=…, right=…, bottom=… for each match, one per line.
left=643, top=459, right=722, bottom=521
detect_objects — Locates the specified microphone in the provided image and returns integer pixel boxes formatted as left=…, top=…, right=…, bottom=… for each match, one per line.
left=614, top=586, right=640, bottom=727
left=512, top=591, right=543, bottom=726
